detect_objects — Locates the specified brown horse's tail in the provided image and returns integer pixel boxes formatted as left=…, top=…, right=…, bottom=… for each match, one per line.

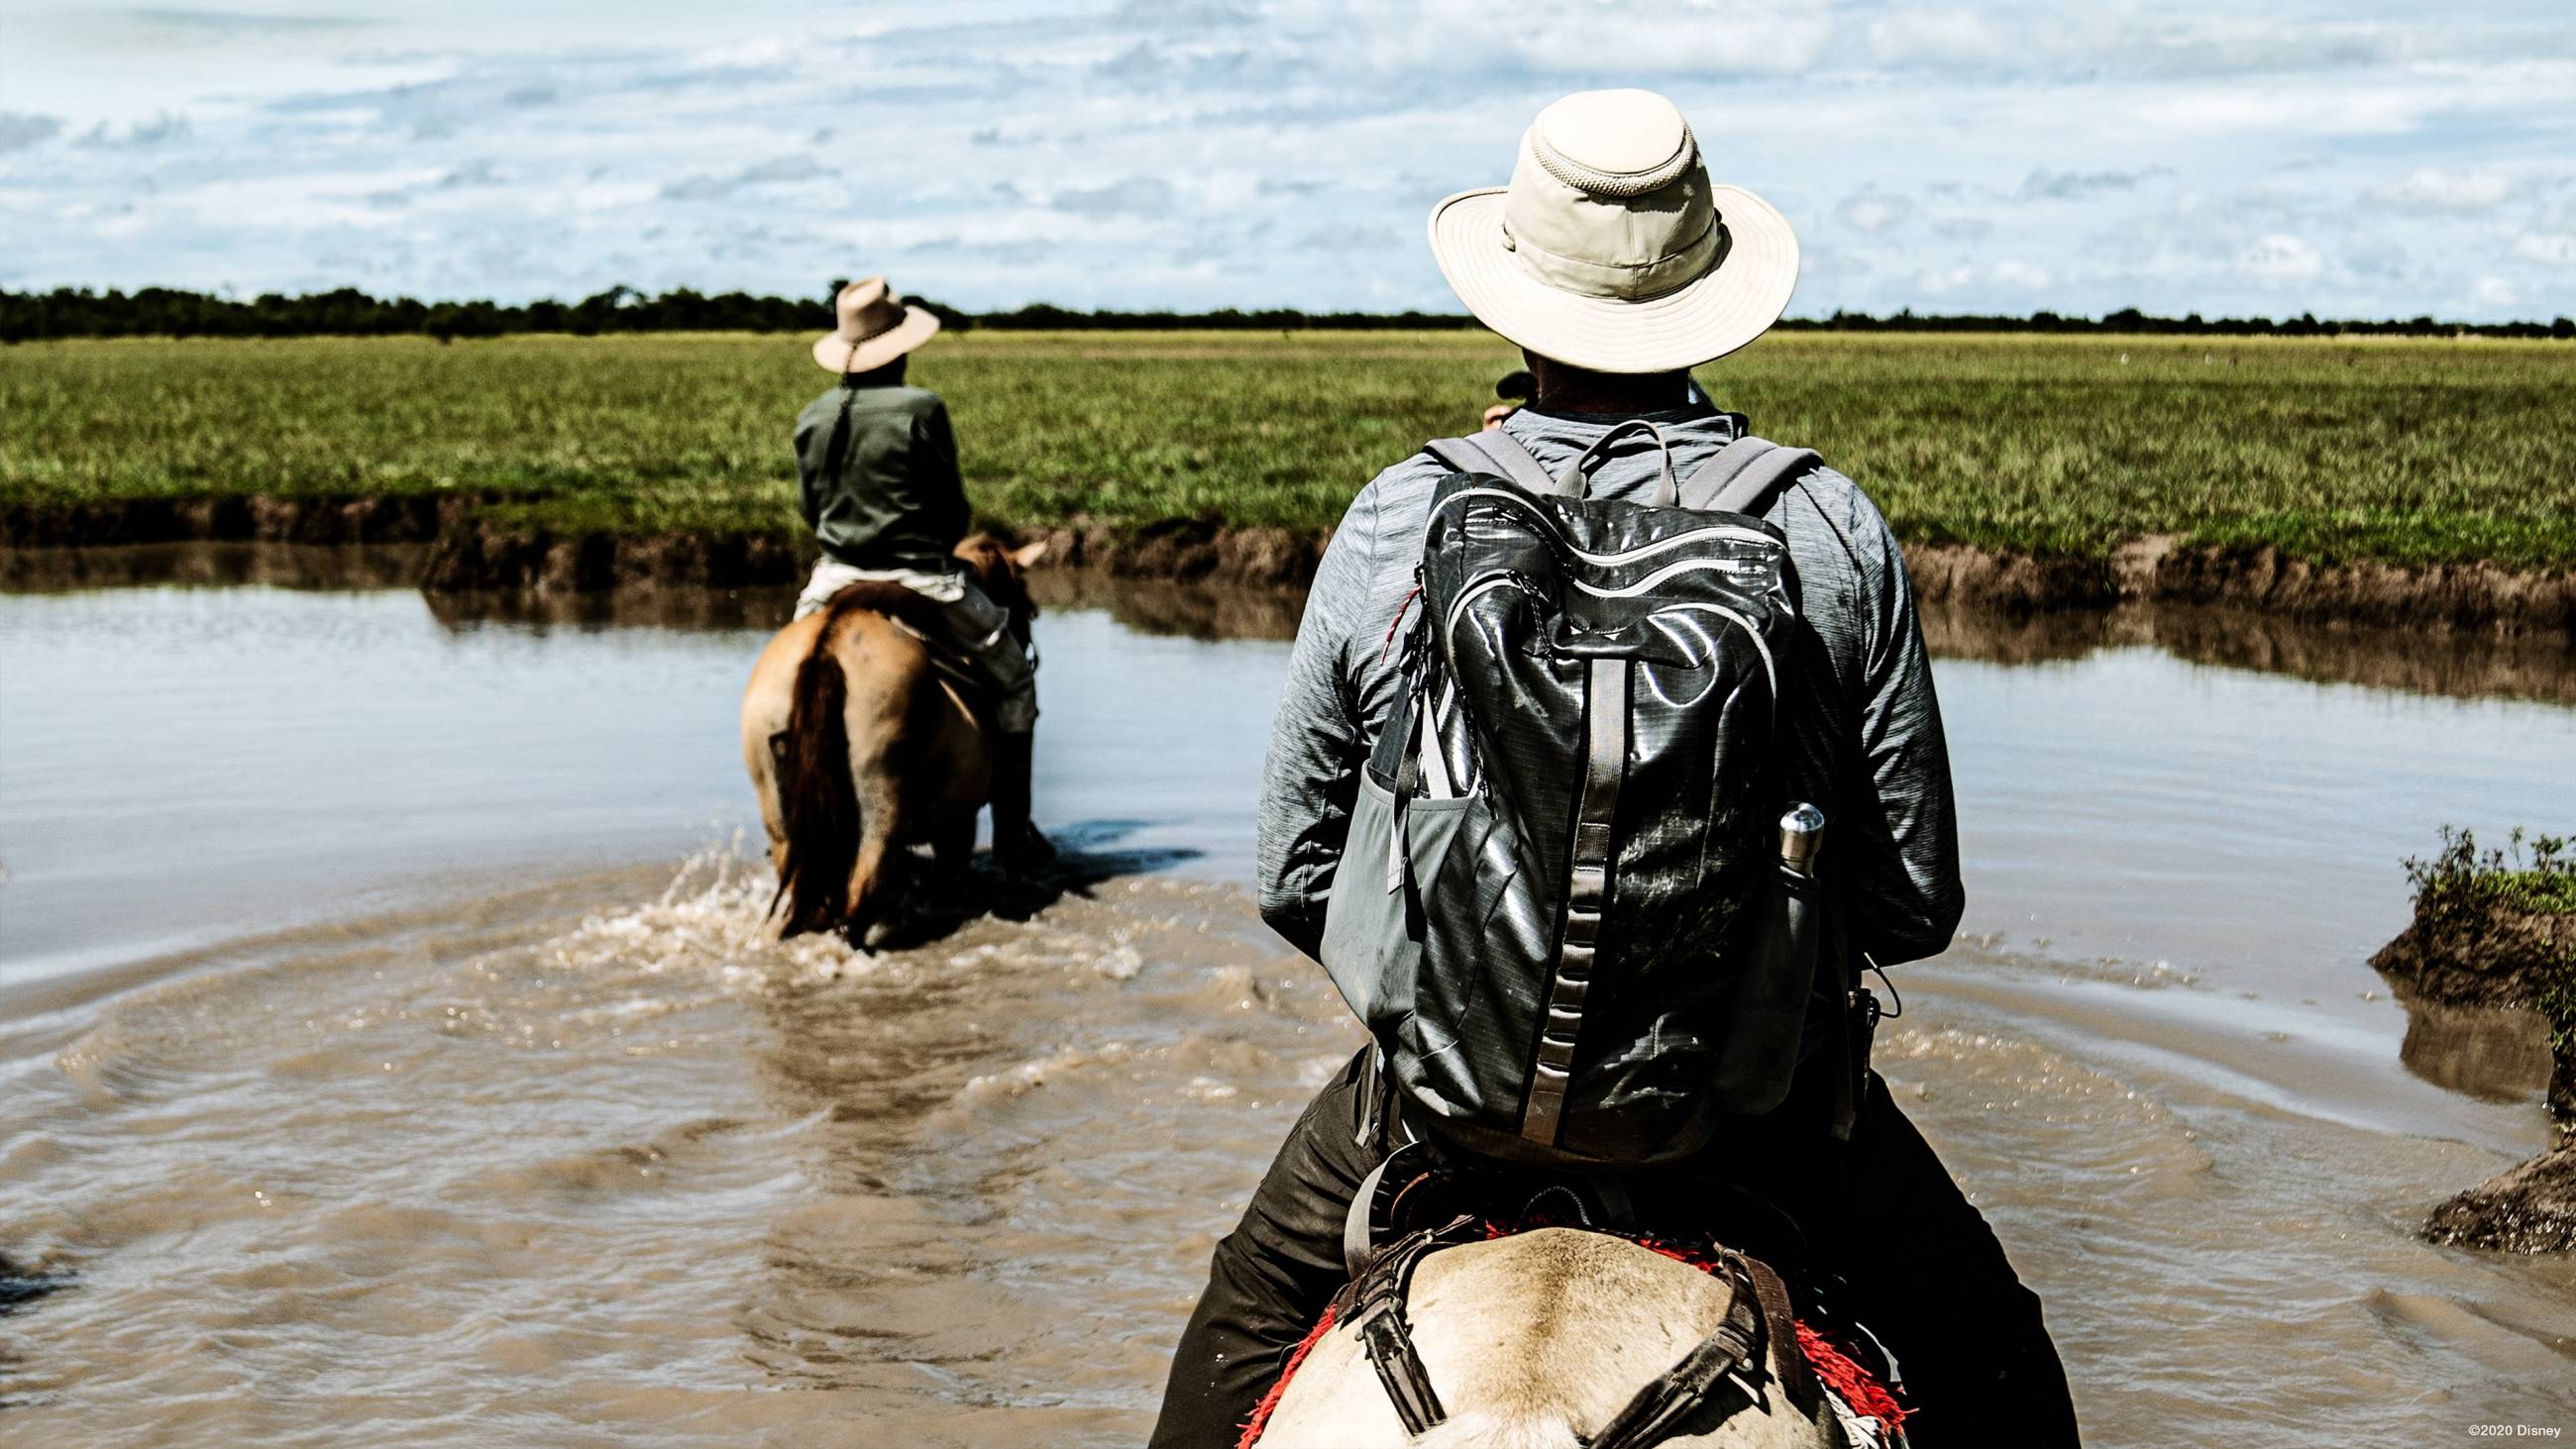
left=771, top=611, right=863, bottom=937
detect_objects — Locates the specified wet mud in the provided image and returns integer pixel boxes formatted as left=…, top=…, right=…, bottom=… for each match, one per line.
left=0, top=540, right=432, bottom=593
left=1907, top=535, right=2576, bottom=638
left=2426, top=1147, right=2576, bottom=1255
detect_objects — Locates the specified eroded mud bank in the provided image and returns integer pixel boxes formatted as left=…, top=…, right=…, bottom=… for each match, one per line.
left=7, top=497, right=2572, bottom=635
left=2375, top=901, right=2576, bottom=1253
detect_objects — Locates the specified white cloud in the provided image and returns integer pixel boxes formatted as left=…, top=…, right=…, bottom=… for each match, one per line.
left=2468, top=275, right=2518, bottom=308
left=2512, top=233, right=2576, bottom=266
left=2017, top=167, right=2169, bottom=201
left=1991, top=259, right=2052, bottom=289
left=659, top=155, right=831, bottom=202
left=1834, top=190, right=1915, bottom=236
left=2130, top=85, right=2435, bottom=137
left=1050, top=176, right=1176, bottom=217
left=2236, top=233, right=2324, bottom=283
left=2365, top=167, right=2516, bottom=211
left=2235, top=234, right=2338, bottom=284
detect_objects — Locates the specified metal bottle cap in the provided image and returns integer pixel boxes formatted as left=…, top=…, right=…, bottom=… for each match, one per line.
left=1778, top=802, right=1826, bottom=876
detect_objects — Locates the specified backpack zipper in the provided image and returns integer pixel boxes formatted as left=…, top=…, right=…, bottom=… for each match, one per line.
left=1432, top=487, right=1776, bottom=564
left=1570, top=556, right=1771, bottom=600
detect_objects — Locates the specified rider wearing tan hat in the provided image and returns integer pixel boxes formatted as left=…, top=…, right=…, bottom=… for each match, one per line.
left=791, top=276, right=1048, bottom=876
left=1428, top=88, right=1798, bottom=373
left=1152, top=91, right=2080, bottom=1446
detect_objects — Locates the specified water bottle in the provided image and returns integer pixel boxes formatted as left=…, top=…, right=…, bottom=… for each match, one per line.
left=1778, top=802, right=1826, bottom=878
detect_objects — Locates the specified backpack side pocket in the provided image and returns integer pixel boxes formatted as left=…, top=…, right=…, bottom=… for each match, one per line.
left=1709, top=863, right=1821, bottom=1114
left=1320, top=774, right=1473, bottom=1034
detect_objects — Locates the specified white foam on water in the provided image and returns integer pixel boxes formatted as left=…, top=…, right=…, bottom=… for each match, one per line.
left=535, top=840, right=884, bottom=991
left=958, top=1040, right=1141, bottom=1104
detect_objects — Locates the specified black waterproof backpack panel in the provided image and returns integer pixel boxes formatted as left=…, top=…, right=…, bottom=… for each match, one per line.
left=1350, top=423, right=1822, bottom=1169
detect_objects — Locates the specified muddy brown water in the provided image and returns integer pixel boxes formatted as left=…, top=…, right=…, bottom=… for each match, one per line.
left=3, top=551, right=2574, bottom=1446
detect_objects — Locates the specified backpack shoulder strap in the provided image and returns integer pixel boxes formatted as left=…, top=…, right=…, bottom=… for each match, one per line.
left=1677, top=434, right=1823, bottom=515
left=1425, top=431, right=1559, bottom=495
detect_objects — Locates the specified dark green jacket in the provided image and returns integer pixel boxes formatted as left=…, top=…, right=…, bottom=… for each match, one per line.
left=794, top=383, right=968, bottom=575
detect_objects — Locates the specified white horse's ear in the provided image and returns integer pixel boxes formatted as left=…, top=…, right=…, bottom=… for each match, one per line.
left=1011, top=539, right=1051, bottom=569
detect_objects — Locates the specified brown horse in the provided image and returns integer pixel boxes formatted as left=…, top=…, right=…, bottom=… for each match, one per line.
left=740, top=535, right=1046, bottom=940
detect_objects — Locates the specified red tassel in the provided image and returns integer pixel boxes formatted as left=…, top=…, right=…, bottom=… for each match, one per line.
left=1236, top=1302, right=1339, bottom=1449
left=1798, top=1321, right=1909, bottom=1436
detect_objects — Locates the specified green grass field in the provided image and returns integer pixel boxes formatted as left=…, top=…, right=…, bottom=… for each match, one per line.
left=3, top=330, right=2570, bottom=570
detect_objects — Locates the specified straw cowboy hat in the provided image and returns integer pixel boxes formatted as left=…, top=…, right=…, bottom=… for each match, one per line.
left=1429, top=89, right=1799, bottom=374
left=811, top=275, right=941, bottom=373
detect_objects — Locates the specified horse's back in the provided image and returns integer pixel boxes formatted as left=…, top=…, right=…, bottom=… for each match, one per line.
left=1255, top=1228, right=1844, bottom=1449
left=740, top=611, right=830, bottom=798
left=741, top=601, right=938, bottom=740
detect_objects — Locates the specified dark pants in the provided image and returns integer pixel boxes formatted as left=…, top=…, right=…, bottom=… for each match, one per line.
left=1149, top=1048, right=2080, bottom=1448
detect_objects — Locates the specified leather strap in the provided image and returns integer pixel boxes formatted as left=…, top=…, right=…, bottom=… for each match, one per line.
left=1340, top=1139, right=1440, bottom=1278
left=1427, top=432, right=1559, bottom=495
left=1676, top=435, right=1821, bottom=515
left=1523, top=657, right=1628, bottom=1147
left=1343, top=1156, right=1402, bottom=1280
left=818, top=381, right=863, bottom=500
left=1331, top=1216, right=1475, bottom=1437
left=1355, top=1294, right=1446, bottom=1436
left=1742, top=1253, right=1820, bottom=1413
left=1586, top=1256, right=1768, bottom=1449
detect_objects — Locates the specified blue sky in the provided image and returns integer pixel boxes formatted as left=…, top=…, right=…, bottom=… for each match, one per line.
left=2, top=0, right=2572, bottom=319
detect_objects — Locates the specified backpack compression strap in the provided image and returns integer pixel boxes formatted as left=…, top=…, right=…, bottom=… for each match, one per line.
left=1524, top=656, right=1629, bottom=1148
left=1677, top=435, right=1823, bottom=515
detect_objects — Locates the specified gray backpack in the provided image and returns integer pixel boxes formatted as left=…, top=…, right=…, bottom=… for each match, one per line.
left=1320, top=423, right=1831, bottom=1169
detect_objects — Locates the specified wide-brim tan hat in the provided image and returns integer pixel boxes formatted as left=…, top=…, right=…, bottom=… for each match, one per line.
left=1429, top=90, right=1798, bottom=374
left=811, top=274, right=941, bottom=373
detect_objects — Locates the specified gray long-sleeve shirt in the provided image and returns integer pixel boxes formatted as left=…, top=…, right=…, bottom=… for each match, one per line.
left=1255, top=401, right=1963, bottom=976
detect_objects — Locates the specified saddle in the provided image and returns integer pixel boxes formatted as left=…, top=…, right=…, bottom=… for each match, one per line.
left=881, top=611, right=1003, bottom=719
left=1323, top=1146, right=1825, bottom=1449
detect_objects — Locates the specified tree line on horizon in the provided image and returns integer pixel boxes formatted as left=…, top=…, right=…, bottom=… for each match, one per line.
left=4, top=283, right=2570, bottom=344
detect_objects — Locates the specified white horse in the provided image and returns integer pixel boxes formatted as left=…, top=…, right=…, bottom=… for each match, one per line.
left=1252, top=1228, right=1850, bottom=1449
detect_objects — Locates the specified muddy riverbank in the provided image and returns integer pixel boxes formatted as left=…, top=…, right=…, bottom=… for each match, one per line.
left=7, top=495, right=2572, bottom=634
left=2374, top=858, right=2576, bottom=1254
left=10, top=541, right=2573, bottom=706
